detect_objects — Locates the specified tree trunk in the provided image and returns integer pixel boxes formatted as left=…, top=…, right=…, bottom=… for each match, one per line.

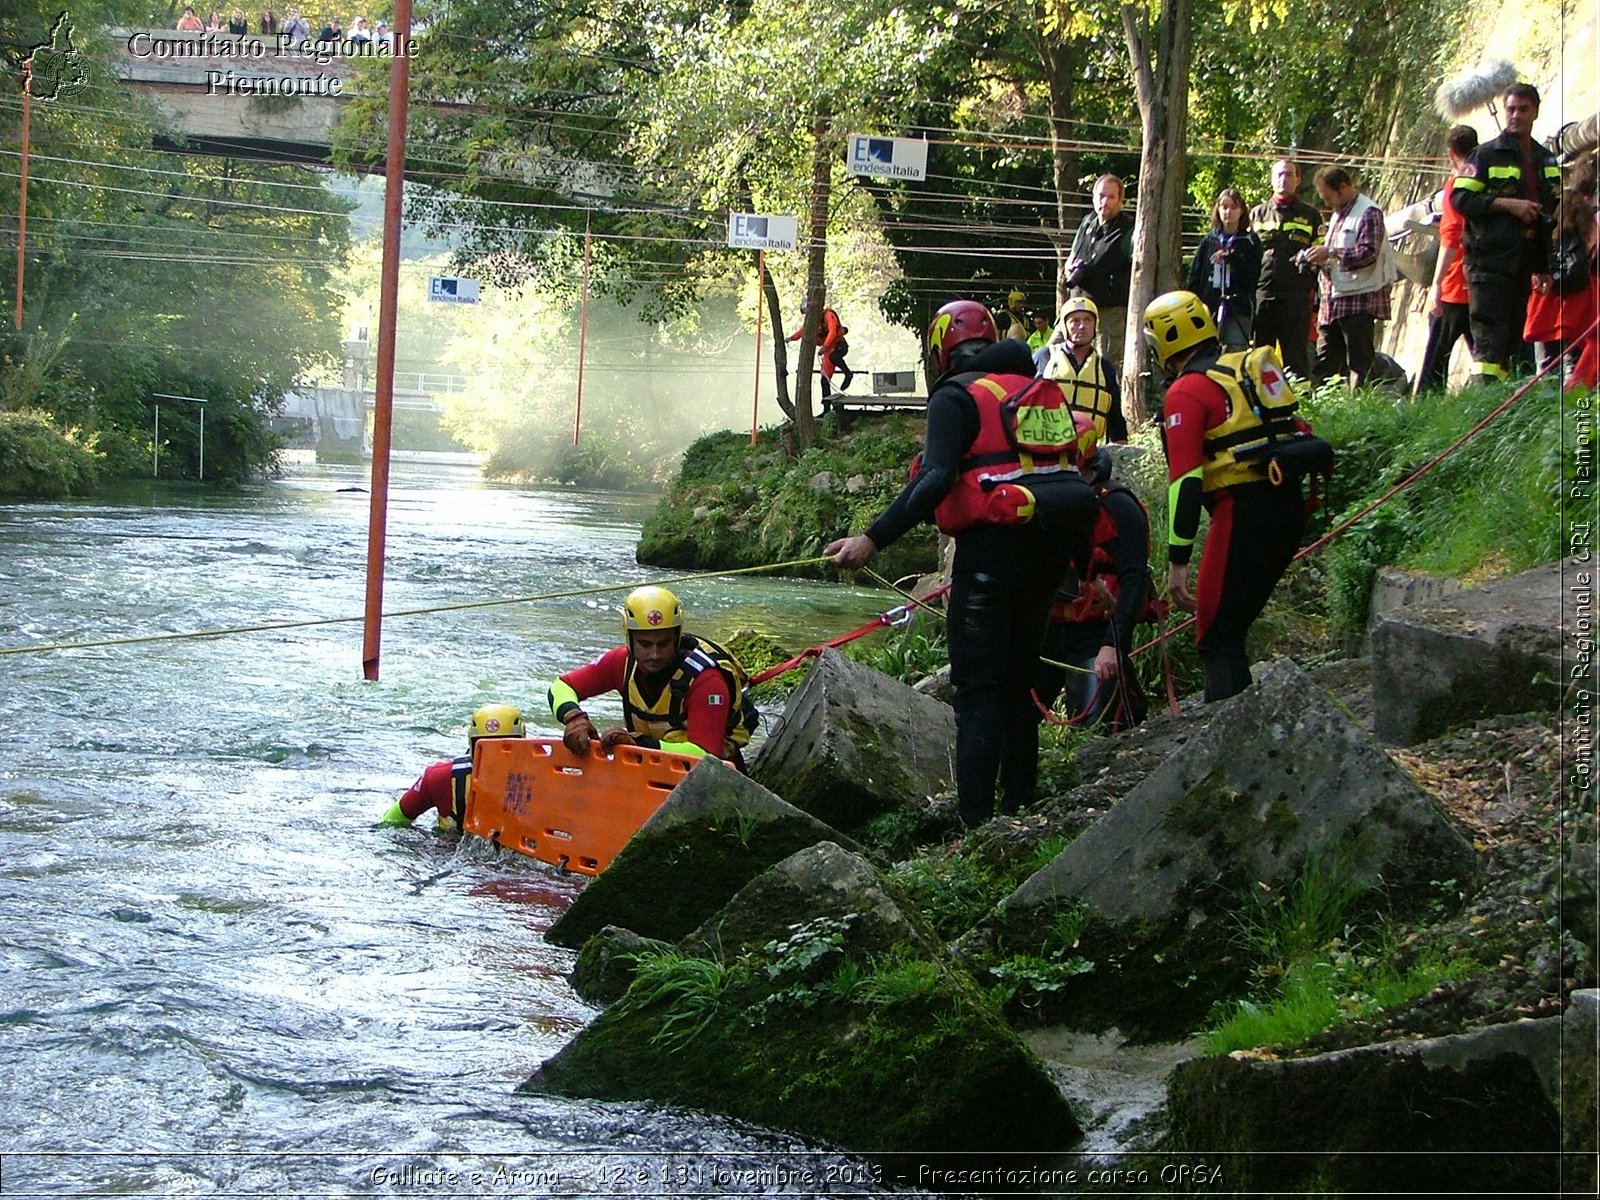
left=791, top=106, right=833, bottom=451
left=763, top=254, right=794, bottom=422
left=1120, top=0, right=1193, bottom=426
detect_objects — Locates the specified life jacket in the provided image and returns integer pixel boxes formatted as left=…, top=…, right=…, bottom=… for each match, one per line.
left=1041, top=344, right=1118, bottom=440
left=622, top=633, right=759, bottom=752
left=929, top=372, right=1098, bottom=536
left=1187, top=347, right=1333, bottom=492
left=1050, top=483, right=1168, bottom=626
left=445, top=753, right=473, bottom=829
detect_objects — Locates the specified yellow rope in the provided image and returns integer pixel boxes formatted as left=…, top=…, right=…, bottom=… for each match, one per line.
left=0, top=556, right=834, bottom=659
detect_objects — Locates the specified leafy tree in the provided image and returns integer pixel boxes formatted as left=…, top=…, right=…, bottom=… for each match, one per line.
left=1, top=2, right=351, bottom=482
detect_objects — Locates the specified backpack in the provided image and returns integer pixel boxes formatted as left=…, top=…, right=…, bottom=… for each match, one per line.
left=1199, top=346, right=1335, bottom=490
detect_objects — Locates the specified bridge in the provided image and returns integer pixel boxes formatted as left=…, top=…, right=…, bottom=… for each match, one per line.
left=106, top=27, right=407, bottom=165
left=273, top=375, right=455, bottom=457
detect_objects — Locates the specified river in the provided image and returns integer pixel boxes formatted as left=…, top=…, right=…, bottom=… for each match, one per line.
left=0, top=457, right=928, bottom=1197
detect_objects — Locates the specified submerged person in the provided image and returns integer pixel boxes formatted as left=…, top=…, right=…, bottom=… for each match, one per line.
left=548, top=586, right=758, bottom=767
left=379, top=704, right=526, bottom=829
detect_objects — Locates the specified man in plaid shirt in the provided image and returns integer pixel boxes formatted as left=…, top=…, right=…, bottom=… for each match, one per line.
left=1302, top=166, right=1396, bottom=389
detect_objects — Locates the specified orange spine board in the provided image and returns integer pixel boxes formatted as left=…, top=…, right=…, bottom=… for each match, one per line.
left=464, top=737, right=697, bottom=875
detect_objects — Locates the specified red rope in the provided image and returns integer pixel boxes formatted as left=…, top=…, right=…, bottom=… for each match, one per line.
left=748, top=581, right=952, bottom=685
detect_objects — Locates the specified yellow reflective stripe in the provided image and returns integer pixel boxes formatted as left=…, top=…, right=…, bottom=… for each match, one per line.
left=1486, top=165, right=1521, bottom=181
left=1473, top=361, right=1508, bottom=380
left=1166, top=469, right=1201, bottom=547
left=1452, top=175, right=1485, bottom=193
left=1282, top=221, right=1313, bottom=234
left=971, top=377, right=1009, bottom=401
left=1543, top=165, right=1563, bottom=179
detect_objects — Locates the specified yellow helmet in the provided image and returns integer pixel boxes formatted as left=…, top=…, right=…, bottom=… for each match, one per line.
left=1007, top=289, right=1026, bottom=307
left=1058, top=295, right=1099, bottom=324
left=1142, top=291, right=1218, bottom=368
left=468, top=703, right=525, bottom=743
left=621, top=585, right=683, bottom=637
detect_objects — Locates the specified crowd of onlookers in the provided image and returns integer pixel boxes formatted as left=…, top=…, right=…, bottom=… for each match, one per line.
left=1016, top=82, right=1598, bottom=397
left=173, top=6, right=393, bottom=46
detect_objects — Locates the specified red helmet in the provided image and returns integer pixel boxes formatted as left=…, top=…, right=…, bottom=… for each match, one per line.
left=927, top=300, right=998, bottom=378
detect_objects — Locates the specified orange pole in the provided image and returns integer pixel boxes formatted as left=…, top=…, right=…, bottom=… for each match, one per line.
left=361, top=0, right=413, bottom=681
left=750, top=249, right=765, bottom=446
left=574, top=217, right=591, bottom=445
left=14, top=62, right=31, bottom=332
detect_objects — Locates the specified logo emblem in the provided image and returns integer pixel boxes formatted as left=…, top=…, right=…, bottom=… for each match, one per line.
left=647, top=609, right=663, bottom=626
left=27, top=13, right=87, bottom=101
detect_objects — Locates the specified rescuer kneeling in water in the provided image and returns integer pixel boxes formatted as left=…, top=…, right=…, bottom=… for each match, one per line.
left=379, top=704, right=526, bottom=829
left=548, top=586, right=758, bottom=768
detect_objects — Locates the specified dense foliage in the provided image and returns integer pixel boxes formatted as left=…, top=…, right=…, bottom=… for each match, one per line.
left=1, top=2, right=351, bottom=487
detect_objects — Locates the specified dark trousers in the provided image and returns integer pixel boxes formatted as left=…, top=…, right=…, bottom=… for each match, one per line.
left=1193, top=482, right=1306, bottom=703
left=1253, top=293, right=1314, bottom=381
left=1415, top=302, right=1473, bottom=394
left=947, top=571, right=1056, bottom=828
left=1314, top=312, right=1378, bottom=388
left=1467, top=270, right=1533, bottom=378
left=1035, top=622, right=1146, bottom=732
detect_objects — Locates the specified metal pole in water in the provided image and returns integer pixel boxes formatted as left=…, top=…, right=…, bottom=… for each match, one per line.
left=362, top=0, right=414, bottom=682
left=13, top=62, right=30, bottom=332
left=574, top=213, right=591, bottom=445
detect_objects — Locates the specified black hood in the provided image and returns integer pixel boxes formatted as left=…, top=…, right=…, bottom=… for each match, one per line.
left=941, top=337, right=1037, bottom=383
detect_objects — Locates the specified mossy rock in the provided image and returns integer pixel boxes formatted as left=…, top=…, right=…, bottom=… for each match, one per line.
left=524, top=843, right=1080, bottom=1158
left=973, top=660, right=1480, bottom=1038
left=570, top=926, right=671, bottom=1007
left=1163, top=1018, right=1565, bottom=1192
left=750, top=649, right=954, bottom=835
left=546, top=759, right=853, bottom=950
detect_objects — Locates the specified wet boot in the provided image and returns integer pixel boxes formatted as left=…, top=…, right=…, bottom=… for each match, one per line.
left=1200, top=648, right=1253, bottom=703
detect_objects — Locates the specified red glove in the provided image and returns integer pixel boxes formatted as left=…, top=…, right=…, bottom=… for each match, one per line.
left=562, top=711, right=598, bottom=756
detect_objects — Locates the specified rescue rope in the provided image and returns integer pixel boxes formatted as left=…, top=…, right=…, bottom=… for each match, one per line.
left=0, top=555, right=835, bottom=659
left=748, top=578, right=953, bottom=685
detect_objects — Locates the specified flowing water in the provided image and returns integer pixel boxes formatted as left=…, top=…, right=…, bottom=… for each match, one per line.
left=0, top=457, right=934, bottom=1197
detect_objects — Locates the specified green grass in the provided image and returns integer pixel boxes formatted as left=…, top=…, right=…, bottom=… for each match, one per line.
left=1203, top=947, right=1474, bottom=1056
left=1202, top=854, right=1475, bottom=1055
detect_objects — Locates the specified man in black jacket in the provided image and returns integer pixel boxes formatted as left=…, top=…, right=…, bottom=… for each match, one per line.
left=1064, top=175, right=1136, bottom=383
left=1250, top=158, right=1325, bottom=381
left=826, top=300, right=1096, bottom=829
left=1451, top=82, right=1561, bottom=381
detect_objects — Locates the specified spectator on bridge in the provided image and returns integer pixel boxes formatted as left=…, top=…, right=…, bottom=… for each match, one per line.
left=373, top=20, right=391, bottom=48
left=228, top=8, right=249, bottom=34
left=319, top=16, right=344, bottom=41
left=280, top=7, right=310, bottom=39
left=175, top=6, right=205, bottom=31
left=259, top=9, right=279, bottom=34
left=205, top=10, right=225, bottom=32
left=349, top=15, right=371, bottom=43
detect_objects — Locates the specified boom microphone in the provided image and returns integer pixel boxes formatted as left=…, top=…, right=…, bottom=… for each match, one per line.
left=1434, top=60, right=1520, bottom=119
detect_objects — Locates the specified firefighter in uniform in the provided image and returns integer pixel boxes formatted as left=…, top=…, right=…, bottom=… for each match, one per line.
left=826, top=299, right=1098, bottom=828
left=549, top=586, right=757, bottom=766
left=1144, top=291, right=1323, bottom=703
left=1250, top=158, right=1325, bottom=382
left=1450, top=82, right=1562, bottom=381
left=380, top=704, right=526, bottom=828
left=1039, top=295, right=1129, bottom=442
